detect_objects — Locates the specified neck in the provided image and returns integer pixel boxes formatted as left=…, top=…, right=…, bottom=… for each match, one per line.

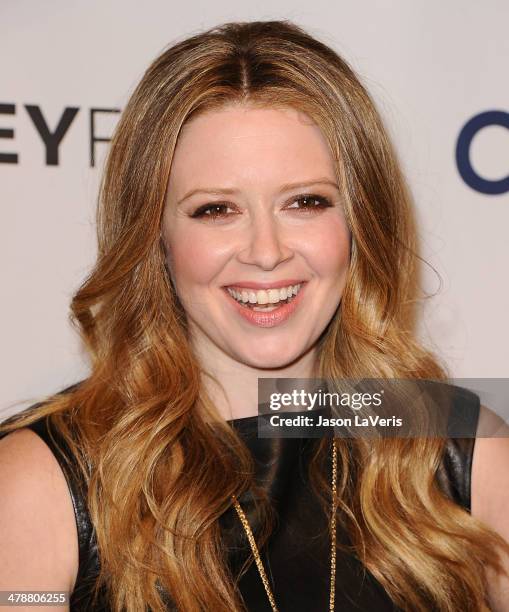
left=191, top=336, right=319, bottom=422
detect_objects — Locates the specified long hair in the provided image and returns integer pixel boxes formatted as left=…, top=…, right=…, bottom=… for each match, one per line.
left=2, top=20, right=508, bottom=611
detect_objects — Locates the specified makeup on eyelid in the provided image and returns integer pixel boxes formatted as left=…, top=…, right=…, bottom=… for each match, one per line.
left=175, top=177, right=341, bottom=207
left=189, top=194, right=335, bottom=220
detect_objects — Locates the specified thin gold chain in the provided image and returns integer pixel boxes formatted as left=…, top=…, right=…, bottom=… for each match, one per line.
left=231, top=437, right=338, bottom=611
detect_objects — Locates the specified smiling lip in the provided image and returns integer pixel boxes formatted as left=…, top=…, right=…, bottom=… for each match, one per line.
left=223, top=279, right=306, bottom=290
left=223, top=281, right=308, bottom=328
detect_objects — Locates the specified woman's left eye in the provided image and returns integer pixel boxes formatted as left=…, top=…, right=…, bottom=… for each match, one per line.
left=286, top=194, right=333, bottom=212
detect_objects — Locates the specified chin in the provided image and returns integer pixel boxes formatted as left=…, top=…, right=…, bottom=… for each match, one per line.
left=236, top=347, right=305, bottom=371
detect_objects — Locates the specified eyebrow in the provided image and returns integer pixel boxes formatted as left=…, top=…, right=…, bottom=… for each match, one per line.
left=176, top=178, right=340, bottom=206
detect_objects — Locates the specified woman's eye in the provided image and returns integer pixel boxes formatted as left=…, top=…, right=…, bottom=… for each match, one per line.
left=190, top=203, right=236, bottom=220
left=286, top=194, right=333, bottom=212
left=190, top=194, right=333, bottom=221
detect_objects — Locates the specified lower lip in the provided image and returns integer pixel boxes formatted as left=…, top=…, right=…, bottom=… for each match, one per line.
left=223, top=283, right=308, bottom=328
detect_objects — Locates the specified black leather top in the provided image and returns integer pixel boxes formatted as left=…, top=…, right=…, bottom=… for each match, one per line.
left=2, top=384, right=480, bottom=611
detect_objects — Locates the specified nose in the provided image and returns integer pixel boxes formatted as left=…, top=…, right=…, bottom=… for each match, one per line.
left=236, top=209, right=293, bottom=270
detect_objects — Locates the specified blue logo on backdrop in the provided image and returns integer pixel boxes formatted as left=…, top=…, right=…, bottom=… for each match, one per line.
left=456, top=110, right=509, bottom=195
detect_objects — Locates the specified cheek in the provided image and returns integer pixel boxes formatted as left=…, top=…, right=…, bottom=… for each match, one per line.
left=165, top=229, right=226, bottom=289
left=306, top=218, right=351, bottom=277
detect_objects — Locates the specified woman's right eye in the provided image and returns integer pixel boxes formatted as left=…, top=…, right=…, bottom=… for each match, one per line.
left=190, top=203, right=237, bottom=220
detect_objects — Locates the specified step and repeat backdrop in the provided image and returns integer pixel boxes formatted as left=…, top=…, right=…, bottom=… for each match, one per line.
left=1, top=1, right=508, bottom=415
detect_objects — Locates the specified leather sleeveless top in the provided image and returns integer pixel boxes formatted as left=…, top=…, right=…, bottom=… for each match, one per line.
left=4, top=383, right=480, bottom=611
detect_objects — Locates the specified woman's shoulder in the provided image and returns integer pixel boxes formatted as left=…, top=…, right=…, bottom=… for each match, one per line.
left=0, top=394, right=103, bottom=609
left=0, top=419, right=79, bottom=600
left=0, top=393, right=89, bottom=530
left=470, top=402, right=509, bottom=517
left=470, top=404, right=509, bottom=610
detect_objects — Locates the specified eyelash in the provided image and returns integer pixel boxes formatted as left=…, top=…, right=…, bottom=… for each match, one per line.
left=190, top=194, right=334, bottom=220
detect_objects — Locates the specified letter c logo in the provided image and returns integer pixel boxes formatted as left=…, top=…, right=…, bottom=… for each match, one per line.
left=456, top=110, right=509, bottom=195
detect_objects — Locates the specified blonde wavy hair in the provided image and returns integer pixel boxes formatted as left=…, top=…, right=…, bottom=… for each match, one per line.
left=2, top=19, right=508, bottom=611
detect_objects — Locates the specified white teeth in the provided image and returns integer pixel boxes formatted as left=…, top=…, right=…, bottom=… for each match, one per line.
left=268, top=289, right=280, bottom=304
left=226, top=283, right=302, bottom=306
left=257, top=290, right=269, bottom=304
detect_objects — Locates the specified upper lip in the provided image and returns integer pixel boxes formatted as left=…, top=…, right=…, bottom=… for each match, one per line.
left=224, top=279, right=307, bottom=290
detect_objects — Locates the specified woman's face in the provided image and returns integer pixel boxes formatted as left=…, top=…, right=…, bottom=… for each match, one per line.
left=162, top=104, right=351, bottom=369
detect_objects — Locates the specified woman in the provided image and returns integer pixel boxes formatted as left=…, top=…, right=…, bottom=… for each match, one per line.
left=1, top=19, right=508, bottom=612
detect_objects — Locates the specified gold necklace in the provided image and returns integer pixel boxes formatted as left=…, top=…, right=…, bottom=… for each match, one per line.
left=231, top=437, right=337, bottom=611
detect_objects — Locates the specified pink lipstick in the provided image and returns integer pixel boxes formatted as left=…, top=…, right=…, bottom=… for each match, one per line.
left=222, top=282, right=308, bottom=328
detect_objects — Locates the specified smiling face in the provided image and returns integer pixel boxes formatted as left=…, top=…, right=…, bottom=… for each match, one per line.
left=162, top=104, right=351, bottom=370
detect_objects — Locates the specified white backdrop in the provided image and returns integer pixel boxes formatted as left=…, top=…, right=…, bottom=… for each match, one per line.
left=1, top=0, right=508, bottom=416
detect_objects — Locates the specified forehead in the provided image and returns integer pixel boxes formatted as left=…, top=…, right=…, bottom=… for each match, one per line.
left=167, top=105, right=336, bottom=192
